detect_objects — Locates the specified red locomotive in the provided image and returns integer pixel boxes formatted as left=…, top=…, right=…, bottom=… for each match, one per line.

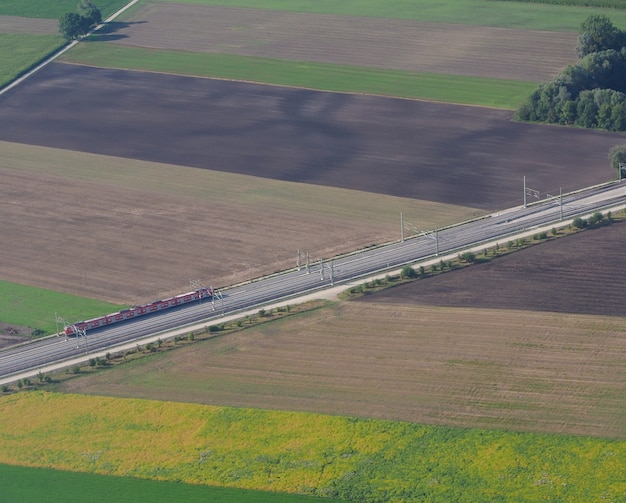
left=64, top=287, right=214, bottom=336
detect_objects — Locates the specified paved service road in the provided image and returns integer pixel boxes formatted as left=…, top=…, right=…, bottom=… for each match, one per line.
left=2, top=181, right=626, bottom=381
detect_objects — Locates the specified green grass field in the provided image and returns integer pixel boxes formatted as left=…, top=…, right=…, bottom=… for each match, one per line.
left=0, top=34, right=65, bottom=87
left=0, top=464, right=346, bottom=503
left=64, top=43, right=536, bottom=109
left=0, top=280, right=123, bottom=336
left=148, top=0, right=626, bottom=30
left=0, top=0, right=130, bottom=19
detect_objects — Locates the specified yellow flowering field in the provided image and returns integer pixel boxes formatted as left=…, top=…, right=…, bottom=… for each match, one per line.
left=0, top=392, right=623, bottom=502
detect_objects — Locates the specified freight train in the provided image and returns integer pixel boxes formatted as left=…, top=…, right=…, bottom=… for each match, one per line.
left=64, top=287, right=214, bottom=336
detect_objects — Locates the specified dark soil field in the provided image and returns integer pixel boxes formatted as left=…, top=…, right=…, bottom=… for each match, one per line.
left=62, top=223, right=626, bottom=439
left=0, top=62, right=622, bottom=211
left=106, top=4, right=578, bottom=81
left=357, top=222, right=626, bottom=317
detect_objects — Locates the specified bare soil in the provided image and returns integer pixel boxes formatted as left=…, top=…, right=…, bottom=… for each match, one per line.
left=0, top=62, right=621, bottom=212
left=357, top=222, right=626, bottom=317
left=105, top=4, right=578, bottom=82
left=0, top=323, right=30, bottom=348
left=0, top=16, right=58, bottom=35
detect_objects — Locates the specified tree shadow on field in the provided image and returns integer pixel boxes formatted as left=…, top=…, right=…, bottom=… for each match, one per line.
left=88, top=20, right=146, bottom=42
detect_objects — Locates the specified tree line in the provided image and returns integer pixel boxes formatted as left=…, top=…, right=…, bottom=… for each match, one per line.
left=516, top=15, right=626, bottom=132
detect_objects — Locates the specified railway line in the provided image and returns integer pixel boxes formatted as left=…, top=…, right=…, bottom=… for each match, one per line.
left=1, top=180, right=626, bottom=384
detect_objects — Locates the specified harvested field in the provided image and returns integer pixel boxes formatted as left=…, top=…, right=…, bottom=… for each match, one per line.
left=107, top=4, right=577, bottom=82
left=0, top=16, right=58, bottom=35
left=0, top=63, right=621, bottom=210
left=61, top=304, right=626, bottom=439
left=0, top=141, right=472, bottom=304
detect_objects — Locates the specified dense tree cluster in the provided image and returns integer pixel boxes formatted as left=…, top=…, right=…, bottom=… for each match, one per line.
left=516, top=15, right=626, bottom=131
left=58, top=0, right=102, bottom=41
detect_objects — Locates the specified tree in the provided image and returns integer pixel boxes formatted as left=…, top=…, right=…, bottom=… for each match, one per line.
left=59, top=1, right=101, bottom=41
left=400, top=265, right=417, bottom=279
left=576, top=15, right=624, bottom=59
left=59, top=12, right=88, bottom=40
left=458, top=251, right=476, bottom=263
left=78, top=0, right=102, bottom=27
left=609, top=144, right=626, bottom=177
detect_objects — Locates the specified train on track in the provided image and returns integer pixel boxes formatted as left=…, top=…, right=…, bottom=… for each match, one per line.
left=64, top=287, right=214, bottom=336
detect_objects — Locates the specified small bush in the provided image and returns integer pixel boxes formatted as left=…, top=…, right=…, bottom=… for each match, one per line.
left=458, top=251, right=476, bottom=263
left=588, top=211, right=604, bottom=225
left=573, top=217, right=588, bottom=229
left=400, top=265, right=417, bottom=279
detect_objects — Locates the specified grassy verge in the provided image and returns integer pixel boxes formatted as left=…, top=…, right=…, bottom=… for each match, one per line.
left=0, top=391, right=623, bottom=502
left=62, top=43, right=536, bottom=108
left=0, top=34, right=65, bottom=87
left=0, top=463, right=344, bottom=503
left=147, top=0, right=626, bottom=30
left=0, top=280, right=123, bottom=336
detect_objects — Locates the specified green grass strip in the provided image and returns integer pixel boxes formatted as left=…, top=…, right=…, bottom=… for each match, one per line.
left=0, top=464, right=345, bottom=503
left=63, top=43, right=535, bottom=109
left=0, top=34, right=65, bottom=88
left=0, top=0, right=131, bottom=20
left=147, top=0, right=626, bottom=31
left=0, top=280, right=123, bottom=336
